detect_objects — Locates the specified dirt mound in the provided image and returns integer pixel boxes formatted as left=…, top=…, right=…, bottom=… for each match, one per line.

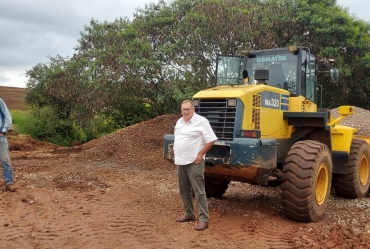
left=75, top=114, right=181, bottom=169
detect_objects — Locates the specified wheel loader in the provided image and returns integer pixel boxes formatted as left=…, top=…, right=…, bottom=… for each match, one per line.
left=163, top=46, right=370, bottom=222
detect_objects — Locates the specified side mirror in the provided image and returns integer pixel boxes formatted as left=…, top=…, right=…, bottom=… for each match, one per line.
left=330, top=68, right=339, bottom=83
left=242, top=70, right=249, bottom=79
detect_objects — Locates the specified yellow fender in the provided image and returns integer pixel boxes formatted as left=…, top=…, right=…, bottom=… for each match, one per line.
left=331, top=125, right=357, bottom=153
left=330, top=106, right=358, bottom=153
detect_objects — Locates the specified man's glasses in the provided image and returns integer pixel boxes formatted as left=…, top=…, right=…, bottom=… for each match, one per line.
left=181, top=108, right=193, bottom=111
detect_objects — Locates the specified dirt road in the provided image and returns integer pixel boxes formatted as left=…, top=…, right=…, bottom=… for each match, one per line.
left=0, top=114, right=369, bottom=249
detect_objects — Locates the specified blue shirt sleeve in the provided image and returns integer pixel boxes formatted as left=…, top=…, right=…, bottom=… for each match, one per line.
left=0, top=98, right=12, bottom=133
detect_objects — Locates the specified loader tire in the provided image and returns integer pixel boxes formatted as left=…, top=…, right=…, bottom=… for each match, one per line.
left=333, top=138, right=370, bottom=198
left=281, top=140, right=332, bottom=222
left=205, top=176, right=230, bottom=198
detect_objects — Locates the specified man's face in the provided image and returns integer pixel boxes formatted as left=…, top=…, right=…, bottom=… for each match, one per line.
left=181, top=102, right=195, bottom=122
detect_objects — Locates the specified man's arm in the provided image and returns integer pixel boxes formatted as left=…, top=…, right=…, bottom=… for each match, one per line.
left=194, top=140, right=216, bottom=164
left=0, top=99, right=12, bottom=134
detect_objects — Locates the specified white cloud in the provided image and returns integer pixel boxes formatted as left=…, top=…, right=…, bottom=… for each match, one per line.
left=0, top=70, right=27, bottom=88
left=337, top=0, right=370, bottom=21
left=0, top=0, right=369, bottom=88
left=0, top=0, right=157, bottom=88
left=0, top=72, right=11, bottom=84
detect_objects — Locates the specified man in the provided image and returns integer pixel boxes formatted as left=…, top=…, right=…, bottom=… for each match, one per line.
left=0, top=98, right=15, bottom=192
left=174, top=99, right=217, bottom=231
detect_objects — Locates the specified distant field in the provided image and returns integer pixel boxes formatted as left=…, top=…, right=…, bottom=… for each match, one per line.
left=0, top=86, right=27, bottom=110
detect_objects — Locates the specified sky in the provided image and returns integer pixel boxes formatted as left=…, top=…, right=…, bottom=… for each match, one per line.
left=0, top=0, right=369, bottom=88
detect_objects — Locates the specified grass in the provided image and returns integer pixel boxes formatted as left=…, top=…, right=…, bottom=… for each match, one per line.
left=10, top=110, right=32, bottom=134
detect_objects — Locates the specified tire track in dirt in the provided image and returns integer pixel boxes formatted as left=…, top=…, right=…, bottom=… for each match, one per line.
left=203, top=183, right=299, bottom=248
left=240, top=217, right=296, bottom=249
left=204, top=210, right=297, bottom=248
left=1, top=165, right=163, bottom=248
left=0, top=191, right=59, bottom=248
left=63, top=185, right=164, bottom=248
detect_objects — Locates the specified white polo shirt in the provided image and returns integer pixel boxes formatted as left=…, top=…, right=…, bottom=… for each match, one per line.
left=174, top=113, right=217, bottom=165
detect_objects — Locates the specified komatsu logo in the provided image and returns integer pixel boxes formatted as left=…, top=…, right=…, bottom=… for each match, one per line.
left=261, top=91, right=280, bottom=109
left=256, top=55, right=287, bottom=63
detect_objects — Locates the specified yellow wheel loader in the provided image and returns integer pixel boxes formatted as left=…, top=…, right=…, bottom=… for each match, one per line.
left=164, top=46, right=370, bottom=222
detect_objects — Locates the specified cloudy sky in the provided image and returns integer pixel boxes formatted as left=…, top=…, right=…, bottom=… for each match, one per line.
left=0, top=0, right=369, bottom=88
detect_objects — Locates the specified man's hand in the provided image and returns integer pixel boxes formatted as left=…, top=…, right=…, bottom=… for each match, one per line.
left=194, top=154, right=203, bottom=164
left=194, top=140, right=216, bottom=164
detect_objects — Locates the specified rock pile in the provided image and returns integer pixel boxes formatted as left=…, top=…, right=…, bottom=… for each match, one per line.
left=331, top=106, right=370, bottom=136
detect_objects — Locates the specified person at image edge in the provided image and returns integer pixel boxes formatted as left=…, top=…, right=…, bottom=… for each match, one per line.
left=174, top=99, right=217, bottom=231
left=0, top=98, right=16, bottom=192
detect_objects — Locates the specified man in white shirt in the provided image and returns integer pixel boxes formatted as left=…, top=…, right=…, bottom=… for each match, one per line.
left=174, top=99, right=217, bottom=231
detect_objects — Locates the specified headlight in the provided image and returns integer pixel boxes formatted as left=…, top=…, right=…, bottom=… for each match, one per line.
left=193, top=99, right=199, bottom=107
left=227, top=98, right=236, bottom=107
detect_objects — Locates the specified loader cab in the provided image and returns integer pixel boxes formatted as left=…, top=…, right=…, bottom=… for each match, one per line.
left=215, top=46, right=318, bottom=103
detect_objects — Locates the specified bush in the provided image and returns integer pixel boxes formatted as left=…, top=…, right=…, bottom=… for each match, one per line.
left=10, top=110, right=33, bottom=134
left=11, top=107, right=84, bottom=146
left=11, top=107, right=121, bottom=146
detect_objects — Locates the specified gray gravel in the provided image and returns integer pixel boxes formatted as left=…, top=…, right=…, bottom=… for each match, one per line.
left=331, top=106, right=370, bottom=135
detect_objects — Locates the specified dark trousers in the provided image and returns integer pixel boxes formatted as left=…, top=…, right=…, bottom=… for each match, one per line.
left=177, top=160, right=209, bottom=222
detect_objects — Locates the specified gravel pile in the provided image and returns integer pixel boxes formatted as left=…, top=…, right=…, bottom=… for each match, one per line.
left=331, top=106, right=370, bottom=136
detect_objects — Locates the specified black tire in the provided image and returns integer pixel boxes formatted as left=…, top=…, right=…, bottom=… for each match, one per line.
left=333, top=138, right=370, bottom=198
left=281, top=140, right=332, bottom=222
left=205, top=176, right=230, bottom=198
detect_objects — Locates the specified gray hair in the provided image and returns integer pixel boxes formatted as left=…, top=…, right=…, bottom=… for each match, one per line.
left=181, top=99, right=194, bottom=107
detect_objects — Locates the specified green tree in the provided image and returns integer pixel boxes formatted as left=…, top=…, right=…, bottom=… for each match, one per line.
left=24, top=0, right=370, bottom=145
